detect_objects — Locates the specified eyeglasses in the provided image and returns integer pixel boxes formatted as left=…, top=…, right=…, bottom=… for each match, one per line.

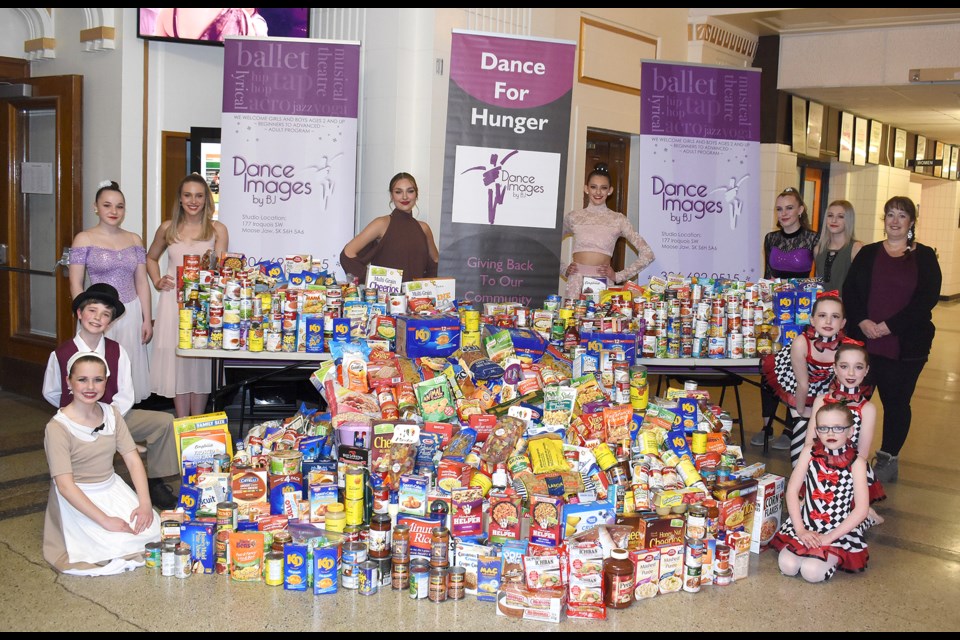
left=816, top=425, right=851, bottom=434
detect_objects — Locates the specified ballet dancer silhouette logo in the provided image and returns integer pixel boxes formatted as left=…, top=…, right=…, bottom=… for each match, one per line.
left=461, top=149, right=519, bottom=224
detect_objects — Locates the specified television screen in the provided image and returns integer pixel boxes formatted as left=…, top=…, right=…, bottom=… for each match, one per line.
left=138, top=8, right=310, bottom=46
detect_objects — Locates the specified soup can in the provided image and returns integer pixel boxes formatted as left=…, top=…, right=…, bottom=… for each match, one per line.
left=216, top=501, right=238, bottom=529
left=392, top=560, right=410, bottom=590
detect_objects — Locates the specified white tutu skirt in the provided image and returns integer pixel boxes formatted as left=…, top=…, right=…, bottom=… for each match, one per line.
left=104, top=297, right=152, bottom=403
left=56, top=474, right=160, bottom=573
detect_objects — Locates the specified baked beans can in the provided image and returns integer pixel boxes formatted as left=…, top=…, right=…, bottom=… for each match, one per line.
left=428, top=566, right=447, bottom=602
left=409, top=558, right=430, bottom=599
left=358, top=560, right=379, bottom=595
left=392, top=560, right=410, bottom=590
left=447, top=565, right=466, bottom=600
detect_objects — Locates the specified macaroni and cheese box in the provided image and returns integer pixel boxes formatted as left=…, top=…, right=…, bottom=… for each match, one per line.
left=395, top=314, right=461, bottom=358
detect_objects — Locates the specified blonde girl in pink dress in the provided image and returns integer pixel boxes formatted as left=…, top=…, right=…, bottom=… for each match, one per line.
left=146, top=174, right=229, bottom=417
left=69, top=181, right=153, bottom=403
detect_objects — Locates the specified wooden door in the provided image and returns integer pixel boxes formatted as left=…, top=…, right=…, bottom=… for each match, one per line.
left=0, top=75, right=82, bottom=393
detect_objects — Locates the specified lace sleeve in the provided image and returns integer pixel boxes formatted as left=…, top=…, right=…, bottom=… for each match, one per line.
left=614, top=216, right=655, bottom=283
left=134, top=245, right=147, bottom=264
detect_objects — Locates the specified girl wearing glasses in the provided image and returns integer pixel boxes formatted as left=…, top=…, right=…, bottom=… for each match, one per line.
left=770, top=403, right=869, bottom=583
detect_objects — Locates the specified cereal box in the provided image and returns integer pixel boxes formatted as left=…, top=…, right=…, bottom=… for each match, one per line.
left=751, top=473, right=786, bottom=553
left=366, top=265, right=403, bottom=294
left=616, top=513, right=686, bottom=550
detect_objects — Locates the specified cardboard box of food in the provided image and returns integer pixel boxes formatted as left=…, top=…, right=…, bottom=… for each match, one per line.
left=751, top=473, right=786, bottom=553
left=395, top=313, right=461, bottom=358
left=496, top=583, right=566, bottom=624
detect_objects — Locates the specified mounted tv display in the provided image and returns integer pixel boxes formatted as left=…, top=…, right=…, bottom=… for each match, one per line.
left=138, top=8, right=310, bottom=46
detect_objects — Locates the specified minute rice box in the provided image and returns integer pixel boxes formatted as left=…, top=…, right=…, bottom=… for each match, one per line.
left=750, top=473, right=786, bottom=553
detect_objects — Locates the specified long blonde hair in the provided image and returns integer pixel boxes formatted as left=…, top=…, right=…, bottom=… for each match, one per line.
left=816, top=199, right=857, bottom=256
left=165, top=174, right=216, bottom=245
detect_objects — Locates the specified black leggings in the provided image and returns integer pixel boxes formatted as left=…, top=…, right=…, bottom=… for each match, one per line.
left=868, top=355, right=926, bottom=456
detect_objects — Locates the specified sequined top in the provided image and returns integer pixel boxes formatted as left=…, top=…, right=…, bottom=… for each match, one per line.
left=562, top=204, right=655, bottom=283
left=70, top=245, right=146, bottom=303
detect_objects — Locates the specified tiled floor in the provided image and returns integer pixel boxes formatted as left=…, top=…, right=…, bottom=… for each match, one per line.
left=1, top=302, right=957, bottom=631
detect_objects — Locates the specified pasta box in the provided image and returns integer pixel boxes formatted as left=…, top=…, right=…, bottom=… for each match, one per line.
left=395, top=313, right=461, bottom=358
left=580, top=332, right=637, bottom=365
left=774, top=290, right=796, bottom=324
left=529, top=494, right=564, bottom=547
left=750, top=473, right=786, bottom=553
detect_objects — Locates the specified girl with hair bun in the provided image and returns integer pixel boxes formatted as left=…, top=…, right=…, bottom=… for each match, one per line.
left=560, top=163, right=655, bottom=301
left=69, top=181, right=153, bottom=403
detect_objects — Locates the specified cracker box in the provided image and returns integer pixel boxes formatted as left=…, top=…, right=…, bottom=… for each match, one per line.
left=395, top=313, right=461, bottom=358
left=751, top=473, right=786, bottom=553
left=402, top=278, right=456, bottom=310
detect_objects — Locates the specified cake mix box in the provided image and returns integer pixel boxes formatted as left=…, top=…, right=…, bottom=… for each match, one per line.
left=751, top=473, right=786, bottom=553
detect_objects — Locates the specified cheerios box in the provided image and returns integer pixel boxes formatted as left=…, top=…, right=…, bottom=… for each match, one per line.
left=395, top=313, right=461, bottom=358
left=750, top=473, right=785, bottom=554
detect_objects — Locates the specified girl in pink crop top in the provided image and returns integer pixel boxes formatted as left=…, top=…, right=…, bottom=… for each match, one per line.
left=560, top=164, right=655, bottom=301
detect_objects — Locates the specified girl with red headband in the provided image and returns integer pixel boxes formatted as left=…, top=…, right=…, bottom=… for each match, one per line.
left=761, top=292, right=846, bottom=466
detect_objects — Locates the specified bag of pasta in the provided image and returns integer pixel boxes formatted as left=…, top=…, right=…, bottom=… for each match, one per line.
left=480, top=416, right=525, bottom=467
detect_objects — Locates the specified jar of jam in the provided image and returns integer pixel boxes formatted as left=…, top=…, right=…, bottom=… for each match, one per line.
left=369, top=513, right=392, bottom=559
left=271, top=530, right=292, bottom=553
left=392, top=524, right=411, bottom=562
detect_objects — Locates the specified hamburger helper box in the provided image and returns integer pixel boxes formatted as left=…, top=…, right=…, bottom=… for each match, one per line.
left=750, top=473, right=786, bottom=553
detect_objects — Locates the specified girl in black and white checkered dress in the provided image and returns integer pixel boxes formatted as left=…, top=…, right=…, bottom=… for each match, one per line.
left=770, top=403, right=869, bottom=582
left=761, top=294, right=846, bottom=466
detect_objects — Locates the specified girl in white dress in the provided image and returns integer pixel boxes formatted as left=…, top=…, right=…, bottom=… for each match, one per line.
left=42, top=352, right=160, bottom=576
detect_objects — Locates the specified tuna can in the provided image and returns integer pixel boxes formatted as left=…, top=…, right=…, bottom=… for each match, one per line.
left=392, top=560, right=410, bottom=590
left=144, top=542, right=161, bottom=568
left=358, top=560, right=380, bottom=595
left=265, top=551, right=284, bottom=586
left=409, top=558, right=430, bottom=599
left=428, top=566, right=447, bottom=602
left=342, top=541, right=368, bottom=566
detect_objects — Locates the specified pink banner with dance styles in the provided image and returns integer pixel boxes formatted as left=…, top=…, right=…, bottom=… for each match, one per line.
left=219, top=37, right=360, bottom=278
left=638, top=61, right=762, bottom=282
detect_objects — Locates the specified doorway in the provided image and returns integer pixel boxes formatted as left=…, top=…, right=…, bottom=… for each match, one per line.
left=585, top=128, right=631, bottom=271
left=798, top=160, right=829, bottom=232
left=0, top=75, right=83, bottom=394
